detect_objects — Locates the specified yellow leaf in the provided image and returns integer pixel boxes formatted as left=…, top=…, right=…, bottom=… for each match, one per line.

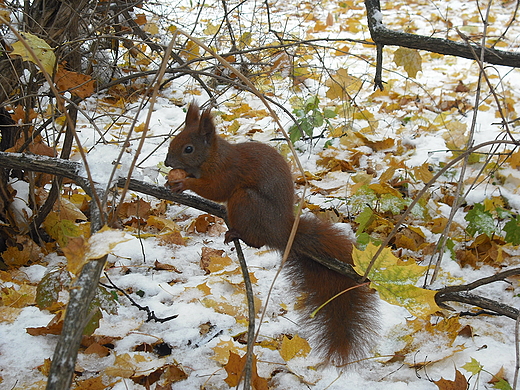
left=143, top=22, right=159, bottom=35
left=203, top=22, right=219, bottom=35
left=393, top=47, right=422, bottom=78
left=0, top=7, right=10, bottom=24
left=207, top=255, right=233, bottom=273
left=413, top=163, right=433, bottom=183
left=61, top=236, right=88, bottom=275
left=211, top=339, right=245, bottom=364
left=86, top=225, right=131, bottom=261
left=146, top=215, right=181, bottom=231
left=325, top=68, right=363, bottom=100
left=353, top=243, right=441, bottom=318
left=10, top=32, right=56, bottom=74
left=181, top=39, right=200, bottom=61
left=279, top=334, right=311, bottom=361
left=196, top=282, right=211, bottom=295
left=105, top=353, right=150, bottom=378
left=1, top=283, right=35, bottom=308
left=134, top=122, right=147, bottom=133
left=239, top=32, right=252, bottom=49
left=62, top=226, right=131, bottom=275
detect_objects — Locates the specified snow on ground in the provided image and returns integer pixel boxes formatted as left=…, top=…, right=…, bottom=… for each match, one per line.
left=1, top=0, right=520, bottom=389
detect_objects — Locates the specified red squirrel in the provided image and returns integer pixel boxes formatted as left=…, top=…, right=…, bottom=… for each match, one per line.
left=165, top=104, right=378, bottom=365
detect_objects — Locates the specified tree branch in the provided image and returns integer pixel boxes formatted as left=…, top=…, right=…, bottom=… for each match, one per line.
left=364, top=0, right=520, bottom=83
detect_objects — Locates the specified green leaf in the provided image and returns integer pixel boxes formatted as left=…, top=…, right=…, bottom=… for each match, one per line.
left=323, top=108, right=337, bottom=119
left=304, top=95, right=319, bottom=112
left=93, top=285, right=119, bottom=315
left=310, top=110, right=324, bottom=128
left=352, top=243, right=441, bottom=318
left=462, top=357, right=483, bottom=375
left=465, top=203, right=496, bottom=237
left=288, top=123, right=302, bottom=143
left=379, top=193, right=407, bottom=214
left=493, top=378, right=513, bottom=390
left=36, top=269, right=62, bottom=309
left=349, top=185, right=377, bottom=214
left=355, top=207, right=375, bottom=235
left=504, top=215, right=520, bottom=245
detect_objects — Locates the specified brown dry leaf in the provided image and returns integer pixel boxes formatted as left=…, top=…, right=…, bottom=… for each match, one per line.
left=434, top=369, right=468, bottom=390
left=488, top=367, right=508, bottom=386
left=2, top=235, right=43, bottom=267
left=279, top=334, right=311, bottom=361
left=224, top=352, right=268, bottom=390
left=454, top=81, right=470, bottom=93
left=84, top=342, right=111, bottom=357
left=146, top=215, right=181, bottom=232
left=187, top=213, right=223, bottom=234
left=200, top=247, right=225, bottom=274
left=395, top=317, right=465, bottom=367
left=119, top=199, right=152, bottom=219
left=105, top=353, right=149, bottom=378
left=154, top=260, right=181, bottom=273
left=413, top=163, right=433, bottom=183
left=37, top=358, right=52, bottom=376
left=54, top=65, right=95, bottom=99
left=10, top=104, right=37, bottom=123
left=157, top=230, right=186, bottom=246
left=393, top=226, right=427, bottom=251
left=457, top=234, right=507, bottom=268
left=162, top=362, right=189, bottom=384
left=61, top=236, right=88, bottom=275
left=325, top=68, right=363, bottom=100
left=207, top=255, right=233, bottom=273
left=202, top=297, right=244, bottom=319
left=131, top=367, right=163, bottom=388
left=316, top=155, right=355, bottom=172
left=55, top=196, right=88, bottom=221
left=26, top=317, right=63, bottom=336
left=73, top=376, right=106, bottom=390
left=430, top=217, right=449, bottom=234
left=6, top=131, right=55, bottom=158
left=354, top=131, right=395, bottom=151
left=134, top=13, right=147, bottom=25
left=509, top=150, right=520, bottom=169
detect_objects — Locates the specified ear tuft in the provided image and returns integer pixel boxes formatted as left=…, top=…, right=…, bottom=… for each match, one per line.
left=185, top=103, right=200, bottom=126
left=199, top=108, right=216, bottom=143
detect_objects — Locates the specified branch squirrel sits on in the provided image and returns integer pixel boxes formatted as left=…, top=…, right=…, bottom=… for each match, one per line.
left=165, top=104, right=378, bottom=365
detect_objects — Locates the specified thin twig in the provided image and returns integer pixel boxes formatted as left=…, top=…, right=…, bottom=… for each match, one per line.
left=101, top=273, right=178, bottom=323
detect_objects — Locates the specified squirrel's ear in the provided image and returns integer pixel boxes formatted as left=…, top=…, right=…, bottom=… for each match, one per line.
left=199, top=108, right=215, bottom=143
left=185, top=103, right=200, bottom=127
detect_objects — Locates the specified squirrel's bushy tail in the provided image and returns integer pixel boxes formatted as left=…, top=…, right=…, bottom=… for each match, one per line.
left=283, top=216, right=378, bottom=365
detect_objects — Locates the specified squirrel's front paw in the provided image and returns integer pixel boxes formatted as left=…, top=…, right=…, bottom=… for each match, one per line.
left=166, top=169, right=187, bottom=193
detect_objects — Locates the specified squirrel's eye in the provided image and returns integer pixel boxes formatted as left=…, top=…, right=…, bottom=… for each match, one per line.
left=184, top=145, right=194, bottom=154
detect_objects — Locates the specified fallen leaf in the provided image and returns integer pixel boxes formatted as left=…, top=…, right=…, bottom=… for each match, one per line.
left=434, top=369, right=468, bottom=390
left=224, top=351, right=268, bottom=390
left=279, top=334, right=311, bottom=361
